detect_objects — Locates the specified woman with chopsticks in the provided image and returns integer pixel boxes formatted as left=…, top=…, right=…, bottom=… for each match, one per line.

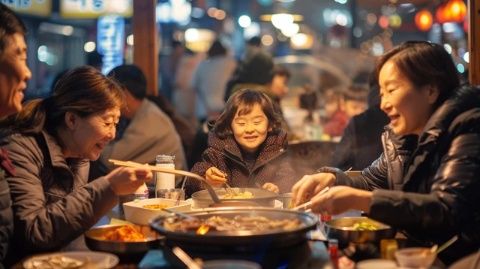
left=0, top=66, right=152, bottom=265
left=292, top=41, right=480, bottom=265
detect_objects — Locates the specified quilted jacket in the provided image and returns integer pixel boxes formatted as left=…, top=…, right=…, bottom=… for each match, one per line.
left=336, top=85, right=480, bottom=264
left=188, top=130, right=297, bottom=196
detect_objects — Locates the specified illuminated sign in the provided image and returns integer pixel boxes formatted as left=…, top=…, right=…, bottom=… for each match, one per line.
left=60, top=0, right=132, bottom=18
left=97, top=15, right=124, bottom=74
left=156, top=0, right=191, bottom=25
left=1, top=0, right=52, bottom=17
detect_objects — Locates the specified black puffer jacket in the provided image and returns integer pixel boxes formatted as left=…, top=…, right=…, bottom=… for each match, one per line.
left=188, top=130, right=297, bottom=196
left=336, top=85, right=480, bottom=264
left=0, top=139, right=15, bottom=268
left=0, top=166, right=13, bottom=269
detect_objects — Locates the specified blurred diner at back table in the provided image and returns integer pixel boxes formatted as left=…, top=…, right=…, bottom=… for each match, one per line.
left=90, top=64, right=187, bottom=181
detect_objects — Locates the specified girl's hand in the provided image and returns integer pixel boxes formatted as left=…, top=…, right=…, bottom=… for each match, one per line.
left=309, top=186, right=372, bottom=215
left=106, top=167, right=153, bottom=195
left=291, top=173, right=336, bottom=206
left=205, top=167, right=227, bottom=187
left=262, top=182, right=279, bottom=194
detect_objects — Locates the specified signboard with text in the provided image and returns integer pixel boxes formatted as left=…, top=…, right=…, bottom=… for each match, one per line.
left=97, top=15, right=124, bottom=74
left=1, top=0, right=52, bottom=17
left=60, top=0, right=132, bottom=18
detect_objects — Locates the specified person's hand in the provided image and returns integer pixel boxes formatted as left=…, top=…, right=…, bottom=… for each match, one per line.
left=291, top=173, right=336, bottom=206
left=205, top=167, right=227, bottom=187
left=106, top=167, right=153, bottom=195
left=262, top=182, right=279, bottom=194
left=309, top=186, right=372, bottom=215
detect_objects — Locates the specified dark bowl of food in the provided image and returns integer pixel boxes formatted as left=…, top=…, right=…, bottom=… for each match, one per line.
left=191, top=187, right=278, bottom=208
left=325, top=217, right=395, bottom=246
left=85, top=224, right=163, bottom=262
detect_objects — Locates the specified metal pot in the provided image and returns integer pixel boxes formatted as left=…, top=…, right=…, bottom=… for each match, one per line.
left=325, top=217, right=395, bottom=245
left=84, top=224, right=162, bottom=256
left=150, top=207, right=318, bottom=248
left=191, top=187, right=278, bottom=208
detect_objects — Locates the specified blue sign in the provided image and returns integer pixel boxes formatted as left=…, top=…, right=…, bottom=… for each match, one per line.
left=97, top=15, right=124, bottom=74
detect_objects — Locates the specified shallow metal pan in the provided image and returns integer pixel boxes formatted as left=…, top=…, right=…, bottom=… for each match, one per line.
left=325, top=216, right=395, bottom=245
left=150, top=207, right=318, bottom=248
left=84, top=224, right=162, bottom=255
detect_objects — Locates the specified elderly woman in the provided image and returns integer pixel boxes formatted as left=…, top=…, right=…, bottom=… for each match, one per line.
left=0, top=66, right=152, bottom=265
left=292, top=41, right=480, bottom=264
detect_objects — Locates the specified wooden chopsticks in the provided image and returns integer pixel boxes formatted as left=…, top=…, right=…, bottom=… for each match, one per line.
left=292, top=187, right=330, bottom=211
left=109, top=159, right=206, bottom=182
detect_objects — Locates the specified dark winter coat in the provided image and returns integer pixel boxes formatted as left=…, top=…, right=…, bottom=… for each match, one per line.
left=335, top=85, right=480, bottom=264
left=0, top=147, right=15, bottom=268
left=188, top=130, right=297, bottom=196
left=1, top=130, right=117, bottom=265
left=331, top=106, right=389, bottom=170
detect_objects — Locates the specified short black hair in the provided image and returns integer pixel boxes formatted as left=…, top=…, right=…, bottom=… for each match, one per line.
left=376, top=41, right=460, bottom=109
left=207, top=39, right=227, bottom=58
left=247, top=36, right=261, bottom=47
left=108, top=64, right=147, bottom=99
left=238, top=52, right=274, bottom=85
left=273, top=65, right=291, bottom=80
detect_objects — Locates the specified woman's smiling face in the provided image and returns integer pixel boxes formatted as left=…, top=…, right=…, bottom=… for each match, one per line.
left=0, top=33, right=31, bottom=117
left=379, top=61, right=438, bottom=136
left=231, top=103, right=269, bottom=153
left=68, top=108, right=120, bottom=160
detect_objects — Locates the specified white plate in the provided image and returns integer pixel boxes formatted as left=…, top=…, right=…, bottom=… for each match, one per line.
left=23, top=251, right=119, bottom=269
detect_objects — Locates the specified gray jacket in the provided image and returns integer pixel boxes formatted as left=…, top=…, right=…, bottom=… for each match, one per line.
left=2, top=130, right=117, bottom=264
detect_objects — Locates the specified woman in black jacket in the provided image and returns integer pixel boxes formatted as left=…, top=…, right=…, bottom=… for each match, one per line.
left=292, top=41, right=480, bottom=264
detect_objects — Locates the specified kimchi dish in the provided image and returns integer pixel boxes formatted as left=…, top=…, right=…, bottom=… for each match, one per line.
left=163, top=215, right=301, bottom=234
left=99, top=225, right=147, bottom=242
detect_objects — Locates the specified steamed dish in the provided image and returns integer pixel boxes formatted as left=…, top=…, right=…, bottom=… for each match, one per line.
left=220, top=191, right=254, bottom=199
left=163, top=215, right=301, bottom=234
left=350, top=221, right=379, bottom=231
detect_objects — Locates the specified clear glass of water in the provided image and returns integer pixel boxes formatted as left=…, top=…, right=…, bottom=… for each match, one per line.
left=156, top=188, right=185, bottom=201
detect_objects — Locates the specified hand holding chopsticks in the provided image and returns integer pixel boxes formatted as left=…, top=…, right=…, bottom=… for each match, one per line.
left=292, top=187, right=330, bottom=211
left=110, top=159, right=222, bottom=204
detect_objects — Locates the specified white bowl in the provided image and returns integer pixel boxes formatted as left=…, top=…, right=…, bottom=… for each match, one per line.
left=395, top=247, right=436, bottom=268
left=123, top=198, right=191, bottom=225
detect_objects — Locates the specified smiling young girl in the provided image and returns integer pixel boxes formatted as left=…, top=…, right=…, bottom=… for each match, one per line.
left=188, top=88, right=296, bottom=196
